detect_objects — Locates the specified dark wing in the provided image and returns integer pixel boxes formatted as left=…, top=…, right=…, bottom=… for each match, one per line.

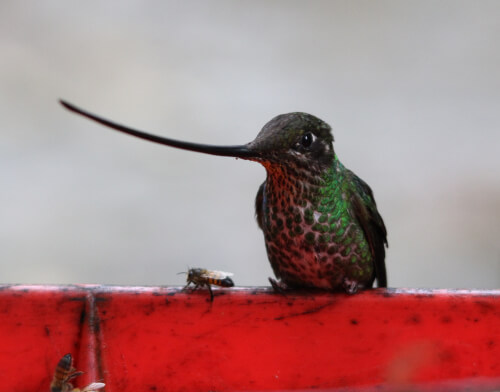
left=350, top=172, right=388, bottom=288
left=255, top=181, right=266, bottom=230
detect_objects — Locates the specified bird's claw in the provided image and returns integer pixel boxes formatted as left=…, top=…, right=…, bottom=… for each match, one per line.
left=342, top=278, right=359, bottom=295
left=268, top=277, right=289, bottom=294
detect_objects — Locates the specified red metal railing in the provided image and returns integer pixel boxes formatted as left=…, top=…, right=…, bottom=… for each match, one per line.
left=1, top=285, right=499, bottom=391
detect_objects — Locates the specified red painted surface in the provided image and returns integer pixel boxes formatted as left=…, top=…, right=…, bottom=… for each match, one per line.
left=1, top=285, right=499, bottom=391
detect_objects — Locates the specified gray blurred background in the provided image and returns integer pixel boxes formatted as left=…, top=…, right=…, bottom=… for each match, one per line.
left=1, top=1, right=499, bottom=288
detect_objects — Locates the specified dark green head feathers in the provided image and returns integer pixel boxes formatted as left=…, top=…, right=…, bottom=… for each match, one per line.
left=248, top=112, right=336, bottom=171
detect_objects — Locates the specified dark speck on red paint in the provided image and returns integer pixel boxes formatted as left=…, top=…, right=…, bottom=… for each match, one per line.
left=441, top=315, right=452, bottom=323
left=475, top=300, right=495, bottom=313
left=69, top=296, right=86, bottom=302
left=79, top=309, right=86, bottom=325
left=438, top=348, right=454, bottom=362
left=407, top=314, right=421, bottom=324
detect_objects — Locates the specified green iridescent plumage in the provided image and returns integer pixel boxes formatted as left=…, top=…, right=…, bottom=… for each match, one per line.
left=60, top=101, right=387, bottom=293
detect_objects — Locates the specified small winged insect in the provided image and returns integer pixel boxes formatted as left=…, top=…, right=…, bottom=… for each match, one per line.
left=181, top=268, right=234, bottom=301
left=50, top=353, right=105, bottom=392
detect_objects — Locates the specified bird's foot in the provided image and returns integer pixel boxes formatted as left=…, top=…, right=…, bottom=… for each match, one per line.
left=342, top=278, right=359, bottom=295
left=268, top=277, right=290, bottom=294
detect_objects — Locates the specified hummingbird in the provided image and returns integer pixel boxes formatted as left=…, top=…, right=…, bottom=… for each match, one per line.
left=60, top=100, right=387, bottom=293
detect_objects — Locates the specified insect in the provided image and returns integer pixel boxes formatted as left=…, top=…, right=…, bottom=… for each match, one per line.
left=50, top=353, right=105, bottom=392
left=182, top=268, right=234, bottom=301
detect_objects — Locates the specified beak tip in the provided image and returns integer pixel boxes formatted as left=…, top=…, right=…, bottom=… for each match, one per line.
left=59, top=99, right=74, bottom=112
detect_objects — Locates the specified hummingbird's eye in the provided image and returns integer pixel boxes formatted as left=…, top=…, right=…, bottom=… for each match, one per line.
left=301, top=132, right=314, bottom=148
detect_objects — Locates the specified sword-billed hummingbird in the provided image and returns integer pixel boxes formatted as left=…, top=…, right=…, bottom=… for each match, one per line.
left=60, top=100, right=387, bottom=293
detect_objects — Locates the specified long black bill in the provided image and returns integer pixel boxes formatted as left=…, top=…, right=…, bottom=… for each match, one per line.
left=60, top=100, right=255, bottom=158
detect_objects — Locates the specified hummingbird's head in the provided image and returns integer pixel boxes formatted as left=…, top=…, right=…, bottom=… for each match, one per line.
left=246, top=112, right=335, bottom=172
